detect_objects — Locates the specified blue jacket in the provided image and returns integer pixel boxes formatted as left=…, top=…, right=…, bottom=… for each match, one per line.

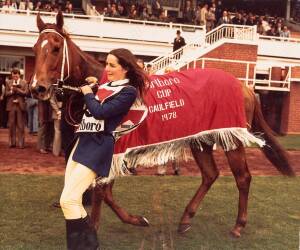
left=72, top=85, right=137, bottom=177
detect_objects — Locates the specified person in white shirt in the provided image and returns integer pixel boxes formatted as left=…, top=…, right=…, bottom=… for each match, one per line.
left=280, top=25, right=291, bottom=38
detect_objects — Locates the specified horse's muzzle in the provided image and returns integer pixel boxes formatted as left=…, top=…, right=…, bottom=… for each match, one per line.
left=30, top=85, right=51, bottom=100
left=36, top=85, right=47, bottom=93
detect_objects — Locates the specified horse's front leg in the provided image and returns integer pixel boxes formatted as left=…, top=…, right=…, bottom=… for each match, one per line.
left=90, top=185, right=105, bottom=230
left=90, top=181, right=149, bottom=230
left=102, top=181, right=150, bottom=227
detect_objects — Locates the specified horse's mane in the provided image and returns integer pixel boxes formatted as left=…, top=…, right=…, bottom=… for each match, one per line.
left=42, top=24, right=104, bottom=82
left=41, top=24, right=102, bottom=69
left=72, top=42, right=102, bottom=68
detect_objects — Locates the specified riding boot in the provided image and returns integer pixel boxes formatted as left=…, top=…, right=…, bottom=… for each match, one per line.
left=80, top=215, right=100, bottom=250
left=65, top=218, right=84, bottom=250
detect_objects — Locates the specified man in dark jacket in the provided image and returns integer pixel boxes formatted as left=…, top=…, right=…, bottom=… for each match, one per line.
left=173, top=30, right=186, bottom=52
left=5, top=68, right=28, bottom=148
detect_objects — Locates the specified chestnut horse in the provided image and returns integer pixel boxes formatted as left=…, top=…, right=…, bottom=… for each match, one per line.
left=31, top=12, right=294, bottom=238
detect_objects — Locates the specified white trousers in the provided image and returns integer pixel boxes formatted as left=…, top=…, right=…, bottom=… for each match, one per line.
left=60, top=142, right=96, bottom=219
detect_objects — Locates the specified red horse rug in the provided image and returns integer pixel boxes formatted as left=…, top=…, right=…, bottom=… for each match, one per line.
left=98, top=68, right=265, bottom=182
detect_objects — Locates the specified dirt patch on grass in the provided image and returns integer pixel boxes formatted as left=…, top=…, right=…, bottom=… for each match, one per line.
left=1, top=128, right=299, bottom=176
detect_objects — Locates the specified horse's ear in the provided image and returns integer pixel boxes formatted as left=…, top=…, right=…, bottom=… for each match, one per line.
left=37, top=12, right=45, bottom=32
left=56, top=11, right=64, bottom=30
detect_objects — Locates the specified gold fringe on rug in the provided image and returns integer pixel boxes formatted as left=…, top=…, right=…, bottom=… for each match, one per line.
left=95, top=127, right=265, bottom=185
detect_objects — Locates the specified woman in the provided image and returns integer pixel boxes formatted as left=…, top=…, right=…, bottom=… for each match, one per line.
left=60, top=48, right=148, bottom=250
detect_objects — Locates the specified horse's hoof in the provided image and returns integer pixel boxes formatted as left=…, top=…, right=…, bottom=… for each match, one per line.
left=140, top=217, right=150, bottom=227
left=177, top=223, right=191, bottom=234
left=230, top=229, right=241, bottom=238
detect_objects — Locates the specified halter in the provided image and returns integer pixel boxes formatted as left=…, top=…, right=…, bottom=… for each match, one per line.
left=38, top=29, right=98, bottom=127
left=40, top=29, right=70, bottom=84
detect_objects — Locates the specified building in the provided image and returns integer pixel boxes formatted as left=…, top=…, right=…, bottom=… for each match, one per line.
left=0, top=9, right=299, bottom=134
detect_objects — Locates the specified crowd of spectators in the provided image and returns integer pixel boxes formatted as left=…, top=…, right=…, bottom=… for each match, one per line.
left=96, top=0, right=291, bottom=37
left=0, top=68, right=64, bottom=156
left=0, top=0, right=74, bottom=14
left=0, top=0, right=293, bottom=38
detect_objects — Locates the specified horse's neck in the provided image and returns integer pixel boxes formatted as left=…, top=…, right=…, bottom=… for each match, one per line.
left=67, top=40, right=104, bottom=84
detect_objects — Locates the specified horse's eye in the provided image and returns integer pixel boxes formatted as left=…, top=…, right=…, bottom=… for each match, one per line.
left=52, top=47, right=60, bottom=54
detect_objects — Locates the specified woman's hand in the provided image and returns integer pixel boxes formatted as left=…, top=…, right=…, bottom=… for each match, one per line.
left=80, top=85, right=93, bottom=95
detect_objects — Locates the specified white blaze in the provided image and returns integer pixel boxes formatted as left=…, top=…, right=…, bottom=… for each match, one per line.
left=32, top=74, right=37, bottom=88
left=41, top=39, right=48, bottom=49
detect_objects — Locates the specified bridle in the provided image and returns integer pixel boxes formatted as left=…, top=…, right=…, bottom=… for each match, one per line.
left=40, top=28, right=83, bottom=92
left=38, top=28, right=97, bottom=126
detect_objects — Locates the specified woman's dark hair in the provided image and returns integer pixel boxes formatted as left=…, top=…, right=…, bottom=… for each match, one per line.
left=108, top=48, right=149, bottom=98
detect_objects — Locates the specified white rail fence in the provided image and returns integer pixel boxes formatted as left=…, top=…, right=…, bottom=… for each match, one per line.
left=160, top=57, right=293, bottom=91
left=149, top=24, right=257, bottom=74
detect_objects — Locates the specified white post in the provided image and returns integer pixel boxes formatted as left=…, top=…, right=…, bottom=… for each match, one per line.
left=246, top=63, right=249, bottom=86
left=286, top=0, right=291, bottom=20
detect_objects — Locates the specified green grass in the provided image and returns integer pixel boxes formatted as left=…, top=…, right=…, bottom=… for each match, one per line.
left=0, top=174, right=299, bottom=250
left=277, top=135, right=300, bottom=150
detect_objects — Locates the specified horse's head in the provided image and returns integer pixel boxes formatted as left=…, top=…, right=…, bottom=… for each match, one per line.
left=31, top=11, right=69, bottom=100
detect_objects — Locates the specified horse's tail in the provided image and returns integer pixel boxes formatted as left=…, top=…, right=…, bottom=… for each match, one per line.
left=252, top=97, right=295, bottom=176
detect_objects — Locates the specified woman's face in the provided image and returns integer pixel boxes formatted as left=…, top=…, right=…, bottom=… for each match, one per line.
left=105, top=54, right=127, bottom=82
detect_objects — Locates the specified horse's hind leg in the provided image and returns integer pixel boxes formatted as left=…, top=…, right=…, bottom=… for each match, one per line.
left=178, top=143, right=219, bottom=233
left=225, top=144, right=251, bottom=238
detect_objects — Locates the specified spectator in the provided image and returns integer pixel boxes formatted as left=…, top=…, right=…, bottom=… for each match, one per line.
left=34, top=1, right=42, bottom=11
left=146, top=63, right=153, bottom=75
left=1, top=0, right=17, bottom=13
left=100, top=7, right=110, bottom=17
left=151, top=0, right=162, bottom=18
left=164, top=66, right=175, bottom=74
left=232, top=12, right=243, bottom=25
left=266, top=25, right=278, bottom=36
left=200, top=3, right=208, bottom=26
left=215, top=0, right=223, bottom=22
left=136, top=58, right=145, bottom=69
left=217, top=10, right=231, bottom=26
left=5, top=68, right=28, bottom=148
left=37, top=99, right=53, bottom=154
left=137, top=0, right=147, bottom=16
left=276, top=21, right=283, bottom=34
left=140, top=7, right=149, bottom=20
left=261, top=16, right=271, bottom=33
left=279, top=25, right=291, bottom=38
left=0, top=76, right=7, bottom=128
left=246, top=13, right=256, bottom=26
left=110, top=4, right=120, bottom=18
left=117, top=4, right=127, bottom=17
left=65, top=2, right=73, bottom=14
left=158, top=10, right=168, bottom=22
left=194, top=4, right=202, bottom=25
left=50, top=89, right=62, bottom=156
left=26, top=0, right=34, bottom=10
left=256, top=21, right=265, bottom=35
left=173, top=30, right=186, bottom=52
left=26, top=89, right=38, bottom=135
left=206, top=6, right=216, bottom=32
left=128, top=5, right=138, bottom=19
left=183, top=0, right=194, bottom=24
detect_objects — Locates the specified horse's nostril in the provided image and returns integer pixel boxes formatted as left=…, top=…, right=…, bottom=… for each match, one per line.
left=37, top=86, right=46, bottom=93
